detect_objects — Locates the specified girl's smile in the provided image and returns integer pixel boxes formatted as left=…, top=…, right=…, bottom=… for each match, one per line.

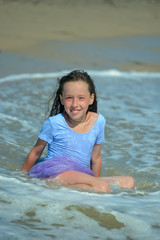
left=71, top=109, right=80, bottom=115
left=60, top=80, right=94, bottom=124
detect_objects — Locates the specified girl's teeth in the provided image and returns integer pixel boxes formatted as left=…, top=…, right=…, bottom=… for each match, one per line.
left=72, top=110, right=79, bottom=114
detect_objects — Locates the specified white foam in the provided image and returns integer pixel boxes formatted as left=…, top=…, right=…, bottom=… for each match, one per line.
left=0, top=113, right=36, bottom=132
left=0, top=71, right=68, bottom=83
left=88, top=69, right=160, bottom=79
left=0, top=70, right=160, bottom=84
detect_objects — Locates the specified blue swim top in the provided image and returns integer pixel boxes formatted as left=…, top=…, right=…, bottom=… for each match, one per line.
left=38, top=113, right=106, bottom=168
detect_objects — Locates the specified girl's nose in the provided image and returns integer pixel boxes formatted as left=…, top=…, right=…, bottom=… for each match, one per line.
left=72, top=98, right=78, bottom=107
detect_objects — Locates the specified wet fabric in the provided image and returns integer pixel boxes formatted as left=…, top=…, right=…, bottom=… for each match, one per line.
left=27, top=156, right=94, bottom=179
left=38, top=113, right=106, bottom=167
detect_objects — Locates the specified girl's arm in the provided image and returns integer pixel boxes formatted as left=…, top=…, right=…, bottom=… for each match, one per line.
left=90, top=144, right=102, bottom=177
left=21, top=138, right=47, bottom=172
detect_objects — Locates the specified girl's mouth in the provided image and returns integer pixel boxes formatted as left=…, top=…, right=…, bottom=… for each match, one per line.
left=71, top=109, right=80, bottom=115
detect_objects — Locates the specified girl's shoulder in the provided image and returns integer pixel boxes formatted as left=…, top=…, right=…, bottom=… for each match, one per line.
left=47, top=113, right=64, bottom=127
left=89, top=112, right=105, bottom=123
left=98, top=113, right=106, bottom=123
left=88, top=111, right=98, bottom=119
left=87, top=112, right=105, bottom=131
left=49, top=113, right=63, bottom=122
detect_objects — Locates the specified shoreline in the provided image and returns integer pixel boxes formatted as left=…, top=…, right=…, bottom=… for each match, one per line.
left=0, top=0, right=160, bottom=75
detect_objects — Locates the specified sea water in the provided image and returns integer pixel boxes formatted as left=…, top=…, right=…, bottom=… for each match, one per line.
left=0, top=70, right=160, bottom=240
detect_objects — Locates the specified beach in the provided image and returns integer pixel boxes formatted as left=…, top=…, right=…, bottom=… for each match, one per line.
left=0, top=1, right=160, bottom=240
left=0, top=0, right=160, bottom=77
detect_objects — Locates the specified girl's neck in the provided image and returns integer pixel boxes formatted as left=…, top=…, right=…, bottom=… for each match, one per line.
left=63, top=111, right=98, bottom=133
left=63, top=112, right=87, bottom=128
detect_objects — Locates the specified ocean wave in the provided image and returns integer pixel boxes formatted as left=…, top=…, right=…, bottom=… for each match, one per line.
left=0, top=70, right=160, bottom=83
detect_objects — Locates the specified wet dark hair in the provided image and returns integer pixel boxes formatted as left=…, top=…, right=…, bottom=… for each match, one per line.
left=49, top=70, right=97, bottom=116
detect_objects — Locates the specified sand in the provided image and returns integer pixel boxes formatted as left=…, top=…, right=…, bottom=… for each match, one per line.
left=0, top=0, right=160, bottom=75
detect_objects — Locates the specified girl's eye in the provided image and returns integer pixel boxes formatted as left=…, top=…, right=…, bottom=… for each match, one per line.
left=79, top=97, right=85, bottom=100
left=66, top=97, right=72, bottom=100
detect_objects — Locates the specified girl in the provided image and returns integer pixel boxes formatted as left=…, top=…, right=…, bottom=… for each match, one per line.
left=22, top=70, right=134, bottom=193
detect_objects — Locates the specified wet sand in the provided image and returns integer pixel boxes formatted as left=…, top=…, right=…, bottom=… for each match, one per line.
left=0, top=0, right=160, bottom=76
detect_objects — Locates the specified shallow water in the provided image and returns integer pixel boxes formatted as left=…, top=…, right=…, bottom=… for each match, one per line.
left=0, top=70, right=160, bottom=239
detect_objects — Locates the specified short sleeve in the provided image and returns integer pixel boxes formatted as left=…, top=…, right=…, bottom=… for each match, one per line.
left=95, top=114, right=106, bottom=144
left=38, top=118, right=54, bottom=144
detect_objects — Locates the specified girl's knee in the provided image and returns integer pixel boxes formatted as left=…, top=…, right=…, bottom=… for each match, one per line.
left=98, top=181, right=111, bottom=193
left=125, top=176, right=135, bottom=189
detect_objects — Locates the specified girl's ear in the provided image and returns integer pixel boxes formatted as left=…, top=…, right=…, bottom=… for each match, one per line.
left=89, top=93, right=94, bottom=105
left=60, top=95, right=64, bottom=105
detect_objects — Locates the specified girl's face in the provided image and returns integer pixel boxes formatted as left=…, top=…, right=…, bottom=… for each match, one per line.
left=60, top=80, right=94, bottom=123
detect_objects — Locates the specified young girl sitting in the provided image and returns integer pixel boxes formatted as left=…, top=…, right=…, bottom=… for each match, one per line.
left=22, top=70, right=134, bottom=193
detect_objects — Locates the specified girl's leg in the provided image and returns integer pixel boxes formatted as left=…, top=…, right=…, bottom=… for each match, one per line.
left=54, top=171, right=111, bottom=193
left=99, top=176, right=135, bottom=189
